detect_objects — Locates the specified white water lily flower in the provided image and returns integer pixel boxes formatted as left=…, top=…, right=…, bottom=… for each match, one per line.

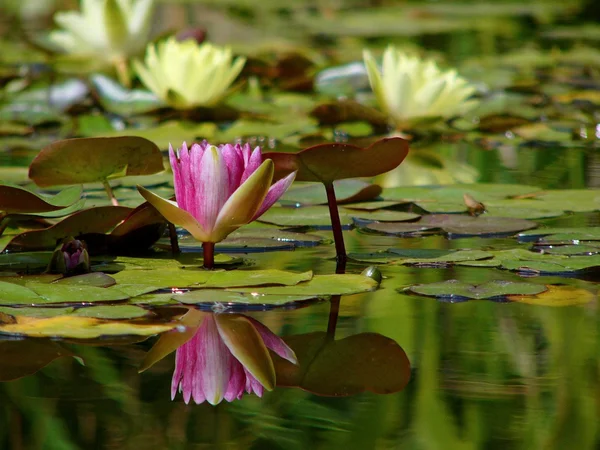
left=363, top=46, right=478, bottom=128
left=132, top=37, right=246, bottom=109
left=48, top=0, right=154, bottom=63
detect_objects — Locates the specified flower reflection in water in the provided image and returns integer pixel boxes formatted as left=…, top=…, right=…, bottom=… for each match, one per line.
left=143, top=310, right=297, bottom=405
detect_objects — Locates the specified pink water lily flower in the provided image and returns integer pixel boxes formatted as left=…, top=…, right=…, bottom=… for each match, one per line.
left=170, top=312, right=297, bottom=405
left=137, top=141, right=296, bottom=267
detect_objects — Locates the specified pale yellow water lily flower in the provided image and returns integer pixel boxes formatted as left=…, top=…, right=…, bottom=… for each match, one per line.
left=49, top=0, right=154, bottom=63
left=363, top=46, right=478, bottom=129
left=132, top=37, right=246, bottom=109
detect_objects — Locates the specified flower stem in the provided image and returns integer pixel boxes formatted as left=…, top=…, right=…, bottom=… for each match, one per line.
left=168, top=222, right=180, bottom=255
left=324, top=181, right=346, bottom=262
left=202, top=242, right=215, bottom=269
left=103, top=180, right=119, bottom=206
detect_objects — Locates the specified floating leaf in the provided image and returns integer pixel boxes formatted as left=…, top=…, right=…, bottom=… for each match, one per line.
left=364, top=222, right=439, bottom=236
left=264, top=137, right=409, bottom=183
left=274, top=332, right=411, bottom=396
left=113, top=268, right=314, bottom=297
left=223, top=274, right=378, bottom=296
left=72, top=305, right=150, bottom=319
left=0, top=315, right=175, bottom=339
left=176, top=289, right=317, bottom=308
left=281, top=179, right=382, bottom=205
left=5, top=206, right=133, bottom=252
left=29, top=136, right=164, bottom=187
left=408, top=280, right=547, bottom=300
left=508, top=285, right=595, bottom=306
left=0, top=184, right=82, bottom=214
left=53, top=272, right=117, bottom=288
left=418, top=214, right=537, bottom=237
left=22, top=282, right=129, bottom=305
left=258, top=205, right=353, bottom=227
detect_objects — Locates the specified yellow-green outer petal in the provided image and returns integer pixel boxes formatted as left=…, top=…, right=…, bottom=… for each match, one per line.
left=137, top=185, right=210, bottom=242
left=211, top=159, right=274, bottom=242
left=215, top=314, right=276, bottom=391
left=139, top=310, right=206, bottom=372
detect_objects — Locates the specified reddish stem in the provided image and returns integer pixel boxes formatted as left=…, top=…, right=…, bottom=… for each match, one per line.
left=202, top=242, right=215, bottom=269
left=168, top=222, right=180, bottom=255
left=326, top=259, right=347, bottom=340
left=324, top=181, right=347, bottom=262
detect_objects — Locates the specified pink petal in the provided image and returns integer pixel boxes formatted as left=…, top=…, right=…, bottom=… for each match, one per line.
left=172, top=143, right=191, bottom=213
left=224, top=358, right=246, bottom=402
left=221, top=144, right=245, bottom=195
left=240, top=143, right=253, bottom=165
left=181, top=333, right=198, bottom=404
left=240, top=147, right=263, bottom=184
left=195, top=315, right=232, bottom=405
left=252, top=171, right=297, bottom=221
left=171, top=346, right=186, bottom=400
left=243, top=367, right=264, bottom=397
left=193, top=146, right=230, bottom=233
left=246, top=316, right=297, bottom=364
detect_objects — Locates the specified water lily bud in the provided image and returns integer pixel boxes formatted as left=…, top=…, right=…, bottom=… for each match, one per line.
left=47, top=238, right=90, bottom=275
left=361, top=266, right=382, bottom=286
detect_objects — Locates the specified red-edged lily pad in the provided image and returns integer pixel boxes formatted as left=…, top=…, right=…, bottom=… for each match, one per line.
left=29, top=136, right=164, bottom=187
left=264, top=137, right=409, bottom=182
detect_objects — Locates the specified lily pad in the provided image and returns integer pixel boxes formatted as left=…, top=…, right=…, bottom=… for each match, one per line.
left=175, top=290, right=317, bottom=308
left=364, top=222, right=440, bottom=236
left=72, top=305, right=150, bottom=319
left=264, top=137, right=409, bottom=183
left=418, top=214, right=537, bottom=237
left=507, top=285, right=595, bottom=306
left=112, top=268, right=314, bottom=297
left=5, top=206, right=133, bottom=252
left=223, top=274, right=378, bottom=296
left=0, top=184, right=82, bottom=215
left=408, top=280, right=547, bottom=300
left=23, top=282, right=130, bottom=305
left=258, top=205, right=353, bottom=227
left=29, top=136, right=164, bottom=187
left=0, top=315, right=175, bottom=339
left=281, top=179, right=382, bottom=205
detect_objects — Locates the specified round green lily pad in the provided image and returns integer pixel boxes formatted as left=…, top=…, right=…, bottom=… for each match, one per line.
left=408, top=280, right=547, bottom=300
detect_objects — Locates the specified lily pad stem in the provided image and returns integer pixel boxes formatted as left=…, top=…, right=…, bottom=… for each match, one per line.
left=324, top=181, right=346, bottom=262
left=103, top=180, right=119, bottom=206
left=326, top=259, right=347, bottom=340
left=202, top=242, right=215, bottom=269
left=168, top=222, right=180, bottom=255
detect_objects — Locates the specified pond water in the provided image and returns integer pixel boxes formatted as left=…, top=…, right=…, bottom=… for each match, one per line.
left=1, top=0, right=600, bottom=449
